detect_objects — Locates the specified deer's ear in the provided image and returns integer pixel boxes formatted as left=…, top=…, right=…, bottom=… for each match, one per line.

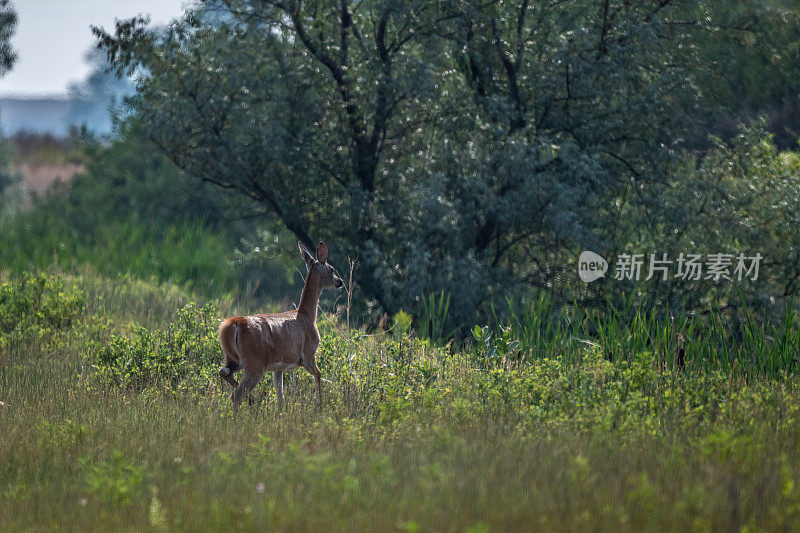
left=299, top=241, right=315, bottom=268
left=316, top=241, right=328, bottom=263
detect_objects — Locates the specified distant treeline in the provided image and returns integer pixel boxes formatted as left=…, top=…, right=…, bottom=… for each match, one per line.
left=0, top=49, right=133, bottom=136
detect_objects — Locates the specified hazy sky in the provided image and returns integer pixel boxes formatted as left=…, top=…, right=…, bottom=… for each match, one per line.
left=0, top=1, right=188, bottom=97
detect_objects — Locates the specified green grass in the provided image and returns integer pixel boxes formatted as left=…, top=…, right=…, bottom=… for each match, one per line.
left=3, top=272, right=800, bottom=531
left=0, top=171, right=302, bottom=309
left=481, top=293, right=800, bottom=378
left=0, top=206, right=237, bottom=294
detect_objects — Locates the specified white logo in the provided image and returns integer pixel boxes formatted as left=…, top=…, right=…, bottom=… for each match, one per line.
left=613, top=252, right=762, bottom=282
left=578, top=251, right=608, bottom=282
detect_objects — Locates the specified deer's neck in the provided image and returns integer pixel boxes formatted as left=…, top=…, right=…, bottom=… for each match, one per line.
left=297, top=271, right=322, bottom=323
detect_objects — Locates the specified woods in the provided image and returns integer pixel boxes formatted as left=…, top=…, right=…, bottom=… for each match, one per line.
left=89, top=0, right=800, bottom=325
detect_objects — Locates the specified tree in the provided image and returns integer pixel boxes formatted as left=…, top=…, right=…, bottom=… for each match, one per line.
left=663, top=1, right=800, bottom=150
left=0, top=0, right=17, bottom=198
left=0, top=0, right=16, bottom=77
left=93, top=1, right=800, bottom=324
left=94, top=1, right=452, bottom=313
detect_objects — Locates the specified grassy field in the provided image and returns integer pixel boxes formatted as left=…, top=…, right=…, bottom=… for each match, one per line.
left=2, top=272, right=800, bottom=531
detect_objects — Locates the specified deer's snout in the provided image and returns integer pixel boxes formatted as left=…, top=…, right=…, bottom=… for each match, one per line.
left=334, top=277, right=344, bottom=289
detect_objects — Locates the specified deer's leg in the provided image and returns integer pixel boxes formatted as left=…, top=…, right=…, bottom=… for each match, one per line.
left=303, top=361, right=323, bottom=408
left=231, top=368, right=264, bottom=410
left=273, top=371, right=285, bottom=412
left=219, top=362, right=239, bottom=389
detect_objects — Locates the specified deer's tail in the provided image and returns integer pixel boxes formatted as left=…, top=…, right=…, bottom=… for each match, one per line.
left=218, top=316, right=246, bottom=374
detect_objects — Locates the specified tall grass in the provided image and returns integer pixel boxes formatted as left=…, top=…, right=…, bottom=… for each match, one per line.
left=3, top=272, right=800, bottom=530
left=0, top=197, right=238, bottom=295
left=472, top=293, right=800, bottom=378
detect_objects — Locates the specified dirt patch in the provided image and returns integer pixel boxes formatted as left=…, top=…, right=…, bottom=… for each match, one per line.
left=19, top=163, right=84, bottom=193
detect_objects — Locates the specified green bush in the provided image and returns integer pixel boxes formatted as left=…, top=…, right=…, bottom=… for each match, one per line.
left=0, top=273, right=85, bottom=348
left=93, top=303, right=220, bottom=391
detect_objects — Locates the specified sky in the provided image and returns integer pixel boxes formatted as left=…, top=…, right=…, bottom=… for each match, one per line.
left=0, top=0, right=188, bottom=98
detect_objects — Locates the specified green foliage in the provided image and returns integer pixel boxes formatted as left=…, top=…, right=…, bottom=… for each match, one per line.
left=472, top=324, right=520, bottom=366
left=0, top=205, right=236, bottom=294
left=417, top=291, right=454, bottom=346
left=3, top=271, right=800, bottom=530
left=84, top=450, right=145, bottom=506
left=86, top=0, right=711, bottom=323
left=5, top=2, right=800, bottom=526
left=390, top=309, right=412, bottom=341
left=0, top=136, right=17, bottom=199
left=475, top=293, right=800, bottom=377
left=0, top=124, right=302, bottom=302
left=0, top=129, right=241, bottom=295
left=653, top=127, right=800, bottom=313
left=682, top=2, right=800, bottom=149
left=86, top=0, right=800, bottom=329
left=0, top=273, right=85, bottom=348
left=37, top=418, right=87, bottom=448
left=69, top=122, right=225, bottom=230
left=93, top=303, right=220, bottom=391
left=0, top=0, right=16, bottom=77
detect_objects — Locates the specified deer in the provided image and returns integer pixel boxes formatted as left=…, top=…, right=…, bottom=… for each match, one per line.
left=218, top=241, right=344, bottom=411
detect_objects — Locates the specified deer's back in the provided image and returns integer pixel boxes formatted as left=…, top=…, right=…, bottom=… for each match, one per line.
left=230, top=310, right=317, bottom=370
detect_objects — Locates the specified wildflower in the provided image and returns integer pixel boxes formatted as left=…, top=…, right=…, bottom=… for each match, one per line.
left=256, top=483, right=265, bottom=494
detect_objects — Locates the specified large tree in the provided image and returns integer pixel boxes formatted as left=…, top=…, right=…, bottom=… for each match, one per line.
left=94, top=1, right=798, bottom=322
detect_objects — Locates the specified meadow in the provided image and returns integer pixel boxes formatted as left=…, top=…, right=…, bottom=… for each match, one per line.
left=1, top=131, right=799, bottom=532
left=5, top=0, right=800, bottom=530
left=2, top=269, right=800, bottom=531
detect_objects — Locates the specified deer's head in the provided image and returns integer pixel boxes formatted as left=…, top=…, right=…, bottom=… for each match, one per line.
left=300, top=241, right=344, bottom=290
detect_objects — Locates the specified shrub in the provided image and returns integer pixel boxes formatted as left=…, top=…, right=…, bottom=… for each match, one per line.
left=92, top=303, right=220, bottom=392
left=0, top=273, right=85, bottom=348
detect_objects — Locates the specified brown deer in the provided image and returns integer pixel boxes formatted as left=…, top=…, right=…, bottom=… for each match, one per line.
left=218, top=241, right=344, bottom=411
